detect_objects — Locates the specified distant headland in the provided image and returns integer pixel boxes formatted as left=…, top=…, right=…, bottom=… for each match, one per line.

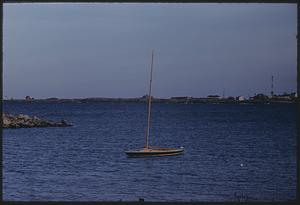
left=4, top=92, right=298, bottom=104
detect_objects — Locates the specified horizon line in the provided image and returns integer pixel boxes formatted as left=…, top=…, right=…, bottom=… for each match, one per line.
left=3, top=91, right=297, bottom=100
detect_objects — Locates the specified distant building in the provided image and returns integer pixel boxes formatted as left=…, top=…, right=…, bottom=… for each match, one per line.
left=236, top=96, right=245, bottom=101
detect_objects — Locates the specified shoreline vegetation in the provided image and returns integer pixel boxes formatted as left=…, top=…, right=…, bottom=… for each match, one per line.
left=2, top=93, right=296, bottom=129
left=3, top=94, right=298, bottom=104
left=2, top=113, right=72, bottom=129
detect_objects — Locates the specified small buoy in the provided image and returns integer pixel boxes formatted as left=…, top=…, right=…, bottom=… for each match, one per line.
left=240, top=163, right=244, bottom=167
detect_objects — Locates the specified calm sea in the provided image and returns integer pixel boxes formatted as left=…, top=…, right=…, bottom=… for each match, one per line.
left=3, top=101, right=297, bottom=202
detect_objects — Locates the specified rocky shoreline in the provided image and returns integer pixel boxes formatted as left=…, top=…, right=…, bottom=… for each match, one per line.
left=2, top=113, right=72, bottom=129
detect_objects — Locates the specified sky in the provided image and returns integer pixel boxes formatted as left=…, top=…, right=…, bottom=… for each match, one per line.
left=3, top=3, right=297, bottom=99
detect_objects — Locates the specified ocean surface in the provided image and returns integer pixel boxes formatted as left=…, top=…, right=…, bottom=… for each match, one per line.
left=3, top=101, right=297, bottom=202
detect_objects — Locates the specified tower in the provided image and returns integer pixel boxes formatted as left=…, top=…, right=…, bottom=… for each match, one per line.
left=271, top=75, right=274, bottom=97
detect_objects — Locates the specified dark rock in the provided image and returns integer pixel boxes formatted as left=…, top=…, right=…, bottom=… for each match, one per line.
left=2, top=113, right=73, bottom=129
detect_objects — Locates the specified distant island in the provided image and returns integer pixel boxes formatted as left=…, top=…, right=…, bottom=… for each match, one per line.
left=4, top=92, right=298, bottom=104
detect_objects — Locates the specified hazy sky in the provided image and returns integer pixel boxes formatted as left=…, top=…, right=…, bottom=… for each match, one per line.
left=3, top=3, right=297, bottom=99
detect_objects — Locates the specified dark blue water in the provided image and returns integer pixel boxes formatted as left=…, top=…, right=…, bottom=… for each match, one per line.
left=3, top=101, right=297, bottom=202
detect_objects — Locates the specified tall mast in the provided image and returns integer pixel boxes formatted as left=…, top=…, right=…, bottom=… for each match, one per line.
left=145, top=50, right=154, bottom=149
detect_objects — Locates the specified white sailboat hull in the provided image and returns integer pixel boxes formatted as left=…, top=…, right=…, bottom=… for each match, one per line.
left=125, top=147, right=184, bottom=157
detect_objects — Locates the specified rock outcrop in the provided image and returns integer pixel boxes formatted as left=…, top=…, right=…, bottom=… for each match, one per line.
left=2, top=113, right=72, bottom=128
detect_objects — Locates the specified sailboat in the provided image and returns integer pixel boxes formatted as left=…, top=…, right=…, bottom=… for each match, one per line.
left=125, top=51, right=184, bottom=157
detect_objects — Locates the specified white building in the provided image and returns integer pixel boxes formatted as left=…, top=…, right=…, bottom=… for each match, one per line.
left=237, top=96, right=245, bottom=101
